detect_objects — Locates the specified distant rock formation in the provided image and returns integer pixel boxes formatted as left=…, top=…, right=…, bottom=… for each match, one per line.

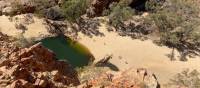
left=0, top=41, right=80, bottom=88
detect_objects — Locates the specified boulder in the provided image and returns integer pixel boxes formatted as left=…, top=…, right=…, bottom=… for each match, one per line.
left=2, top=7, right=13, bottom=15
left=0, top=1, right=10, bottom=15
left=45, top=6, right=64, bottom=20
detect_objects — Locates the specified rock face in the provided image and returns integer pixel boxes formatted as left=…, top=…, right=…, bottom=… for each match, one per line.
left=80, top=68, right=160, bottom=88
left=0, top=41, right=80, bottom=88
left=45, top=6, right=64, bottom=20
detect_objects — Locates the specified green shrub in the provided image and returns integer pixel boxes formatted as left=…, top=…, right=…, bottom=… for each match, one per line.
left=61, top=0, right=90, bottom=22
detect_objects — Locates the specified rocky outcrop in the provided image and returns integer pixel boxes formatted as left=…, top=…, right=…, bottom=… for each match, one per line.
left=45, top=19, right=67, bottom=35
left=45, top=6, right=64, bottom=20
left=80, top=68, right=160, bottom=88
left=0, top=33, right=17, bottom=59
left=0, top=0, right=11, bottom=15
left=0, top=42, right=80, bottom=88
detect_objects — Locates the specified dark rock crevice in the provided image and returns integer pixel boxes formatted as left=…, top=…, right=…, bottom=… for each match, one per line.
left=129, top=0, right=148, bottom=11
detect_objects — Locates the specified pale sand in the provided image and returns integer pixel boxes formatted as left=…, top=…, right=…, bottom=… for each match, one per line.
left=0, top=15, right=50, bottom=39
left=78, top=23, right=200, bottom=84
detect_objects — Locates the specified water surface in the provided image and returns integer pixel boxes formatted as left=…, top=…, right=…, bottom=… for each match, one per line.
left=41, top=35, right=94, bottom=67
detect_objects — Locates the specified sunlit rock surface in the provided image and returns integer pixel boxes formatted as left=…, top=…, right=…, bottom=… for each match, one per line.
left=0, top=41, right=80, bottom=88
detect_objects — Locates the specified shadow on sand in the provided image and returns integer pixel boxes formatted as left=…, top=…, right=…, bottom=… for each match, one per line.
left=96, top=62, right=120, bottom=71
left=94, top=55, right=119, bottom=71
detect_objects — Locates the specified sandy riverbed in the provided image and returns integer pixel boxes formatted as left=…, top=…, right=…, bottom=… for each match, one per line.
left=77, top=23, right=200, bottom=85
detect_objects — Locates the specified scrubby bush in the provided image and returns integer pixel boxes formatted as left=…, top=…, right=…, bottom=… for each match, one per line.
left=145, top=0, right=165, bottom=12
left=168, top=69, right=200, bottom=88
left=151, top=0, right=200, bottom=60
left=108, top=1, right=135, bottom=27
left=61, top=0, right=90, bottom=22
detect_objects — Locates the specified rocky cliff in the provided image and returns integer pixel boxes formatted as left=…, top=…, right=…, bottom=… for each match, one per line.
left=0, top=35, right=80, bottom=88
